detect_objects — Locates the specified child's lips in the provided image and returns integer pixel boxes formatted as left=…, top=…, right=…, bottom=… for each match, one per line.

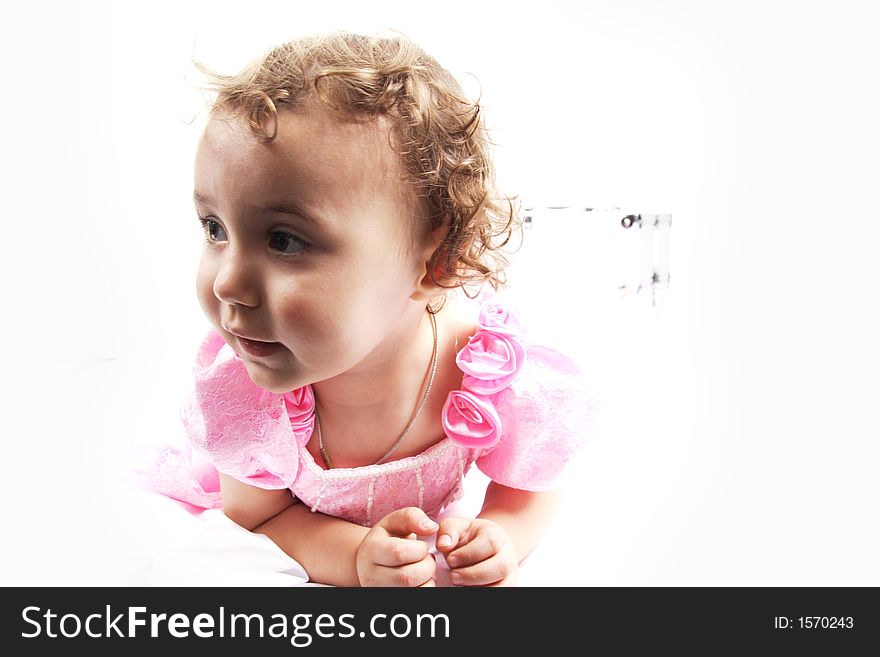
left=223, top=324, right=284, bottom=357
left=237, top=335, right=284, bottom=358
left=222, top=325, right=284, bottom=358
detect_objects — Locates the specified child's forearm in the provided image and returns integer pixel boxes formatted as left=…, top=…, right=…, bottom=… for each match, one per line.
left=477, top=482, right=563, bottom=563
left=252, top=500, right=370, bottom=586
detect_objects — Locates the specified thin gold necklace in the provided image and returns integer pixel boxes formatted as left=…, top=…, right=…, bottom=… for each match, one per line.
left=315, top=309, right=439, bottom=469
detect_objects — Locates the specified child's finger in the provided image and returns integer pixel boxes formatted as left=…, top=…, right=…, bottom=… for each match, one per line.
left=448, top=553, right=512, bottom=587
left=372, top=535, right=429, bottom=567
left=418, top=555, right=438, bottom=587
left=375, top=553, right=436, bottom=587
left=378, top=507, right=439, bottom=538
left=435, top=517, right=469, bottom=552
left=444, top=532, right=495, bottom=569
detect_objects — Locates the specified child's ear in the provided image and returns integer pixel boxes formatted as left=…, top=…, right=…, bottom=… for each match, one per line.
left=410, top=216, right=452, bottom=302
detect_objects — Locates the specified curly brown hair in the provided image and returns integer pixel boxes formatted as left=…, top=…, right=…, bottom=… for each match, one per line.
left=190, top=30, right=523, bottom=313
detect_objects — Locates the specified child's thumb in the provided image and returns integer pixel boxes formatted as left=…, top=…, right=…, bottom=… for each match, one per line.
left=436, top=517, right=466, bottom=552
left=380, top=506, right=439, bottom=538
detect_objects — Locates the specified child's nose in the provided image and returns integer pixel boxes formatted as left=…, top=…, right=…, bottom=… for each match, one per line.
left=212, top=248, right=261, bottom=308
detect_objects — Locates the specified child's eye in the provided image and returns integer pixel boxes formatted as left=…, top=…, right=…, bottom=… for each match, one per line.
left=268, top=230, right=309, bottom=256
left=198, top=216, right=226, bottom=243
left=197, top=216, right=309, bottom=258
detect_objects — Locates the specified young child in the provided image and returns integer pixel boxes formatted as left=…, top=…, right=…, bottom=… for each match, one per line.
left=146, top=30, right=597, bottom=587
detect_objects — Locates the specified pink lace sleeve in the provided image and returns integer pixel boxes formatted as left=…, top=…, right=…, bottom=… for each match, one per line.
left=475, top=343, right=599, bottom=491
left=184, top=330, right=301, bottom=489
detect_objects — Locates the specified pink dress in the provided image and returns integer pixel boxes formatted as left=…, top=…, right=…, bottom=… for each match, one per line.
left=142, top=295, right=599, bottom=527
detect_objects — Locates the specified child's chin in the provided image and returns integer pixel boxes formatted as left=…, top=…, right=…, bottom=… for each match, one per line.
left=241, top=361, right=298, bottom=395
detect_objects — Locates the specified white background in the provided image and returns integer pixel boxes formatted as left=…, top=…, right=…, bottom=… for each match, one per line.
left=1, top=0, right=878, bottom=585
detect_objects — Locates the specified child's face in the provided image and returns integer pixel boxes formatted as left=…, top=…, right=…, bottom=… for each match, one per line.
left=193, top=104, right=431, bottom=394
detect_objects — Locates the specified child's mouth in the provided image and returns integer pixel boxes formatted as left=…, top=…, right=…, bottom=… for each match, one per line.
left=237, top=336, right=284, bottom=358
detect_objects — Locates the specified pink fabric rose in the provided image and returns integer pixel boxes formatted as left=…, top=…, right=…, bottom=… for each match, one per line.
left=283, top=385, right=316, bottom=445
left=477, top=300, right=525, bottom=336
left=442, top=389, right=502, bottom=449
left=457, top=330, right=526, bottom=395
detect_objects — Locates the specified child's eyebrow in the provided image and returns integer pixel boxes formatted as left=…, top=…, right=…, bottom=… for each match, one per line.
left=193, top=191, right=322, bottom=226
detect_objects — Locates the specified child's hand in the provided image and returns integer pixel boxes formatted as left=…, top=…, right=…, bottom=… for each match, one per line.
left=436, top=517, right=518, bottom=586
left=356, top=507, right=439, bottom=587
